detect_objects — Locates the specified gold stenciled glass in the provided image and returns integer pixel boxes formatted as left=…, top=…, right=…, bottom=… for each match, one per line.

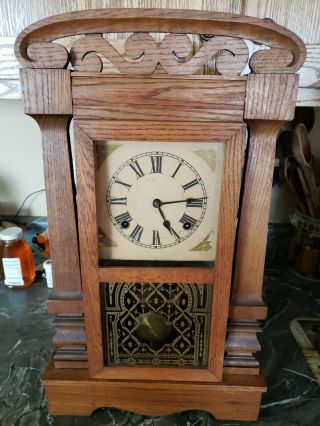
left=102, top=282, right=213, bottom=368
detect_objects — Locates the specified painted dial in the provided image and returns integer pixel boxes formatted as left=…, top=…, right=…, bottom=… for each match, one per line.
left=106, top=151, right=207, bottom=248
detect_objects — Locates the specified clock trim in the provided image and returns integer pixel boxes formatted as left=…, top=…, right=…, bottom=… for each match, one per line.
left=74, top=119, right=246, bottom=382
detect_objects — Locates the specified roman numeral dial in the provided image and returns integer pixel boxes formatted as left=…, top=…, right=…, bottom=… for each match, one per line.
left=150, top=155, right=163, bottom=173
left=106, top=150, right=208, bottom=249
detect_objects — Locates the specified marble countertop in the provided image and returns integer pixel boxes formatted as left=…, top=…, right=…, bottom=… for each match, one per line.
left=0, top=224, right=320, bottom=426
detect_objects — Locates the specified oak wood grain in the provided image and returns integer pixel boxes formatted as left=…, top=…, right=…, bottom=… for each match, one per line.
left=4, top=36, right=316, bottom=102
left=297, top=87, right=320, bottom=106
left=42, top=357, right=266, bottom=419
left=74, top=123, right=103, bottom=377
left=76, top=119, right=246, bottom=143
left=70, top=33, right=248, bottom=75
left=232, top=120, right=285, bottom=306
left=98, top=266, right=215, bottom=284
left=74, top=119, right=245, bottom=381
left=31, top=115, right=82, bottom=300
left=0, top=78, right=20, bottom=99
left=47, top=298, right=84, bottom=314
left=244, top=0, right=320, bottom=44
left=14, top=9, right=306, bottom=74
left=72, top=75, right=247, bottom=122
left=231, top=74, right=300, bottom=308
left=244, top=74, right=299, bottom=121
left=20, top=68, right=72, bottom=114
left=0, top=0, right=242, bottom=37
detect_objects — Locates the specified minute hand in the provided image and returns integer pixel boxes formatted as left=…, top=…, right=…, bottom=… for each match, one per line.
left=160, top=197, right=207, bottom=206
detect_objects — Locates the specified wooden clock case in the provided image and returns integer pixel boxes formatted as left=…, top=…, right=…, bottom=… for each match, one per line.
left=15, top=9, right=306, bottom=421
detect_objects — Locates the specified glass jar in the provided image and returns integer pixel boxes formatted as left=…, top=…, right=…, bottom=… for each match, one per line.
left=0, top=226, right=35, bottom=288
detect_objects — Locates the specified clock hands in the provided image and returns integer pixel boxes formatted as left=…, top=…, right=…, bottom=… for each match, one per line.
left=153, top=199, right=172, bottom=235
left=155, top=197, right=207, bottom=206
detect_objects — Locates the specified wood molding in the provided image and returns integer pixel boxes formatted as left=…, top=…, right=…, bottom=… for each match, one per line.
left=74, top=119, right=245, bottom=381
left=72, top=74, right=247, bottom=122
left=229, top=304, right=268, bottom=320
left=224, top=320, right=261, bottom=371
left=53, top=314, right=86, bottom=347
left=14, top=9, right=306, bottom=74
left=3, top=36, right=317, bottom=103
left=98, top=266, right=215, bottom=284
left=42, top=357, right=266, bottom=420
left=52, top=314, right=87, bottom=369
left=47, top=298, right=83, bottom=314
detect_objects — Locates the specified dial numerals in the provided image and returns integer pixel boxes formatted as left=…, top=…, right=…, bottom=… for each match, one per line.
left=115, top=179, right=132, bottom=190
left=129, top=160, right=144, bottom=178
left=171, top=162, right=182, bottom=179
left=114, top=211, right=132, bottom=225
left=152, top=230, right=161, bottom=247
left=151, top=155, right=163, bottom=174
left=182, top=179, right=199, bottom=191
left=186, top=198, right=204, bottom=208
left=106, top=151, right=207, bottom=249
left=109, top=197, right=127, bottom=205
left=130, top=224, right=144, bottom=242
left=179, top=213, right=197, bottom=229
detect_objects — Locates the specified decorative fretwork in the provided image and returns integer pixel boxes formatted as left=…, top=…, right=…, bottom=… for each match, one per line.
left=21, top=32, right=298, bottom=76
left=15, top=9, right=306, bottom=75
left=69, top=33, right=249, bottom=75
left=102, top=282, right=213, bottom=367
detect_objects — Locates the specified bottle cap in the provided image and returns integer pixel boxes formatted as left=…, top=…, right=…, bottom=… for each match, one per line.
left=0, top=227, right=23, bottom=242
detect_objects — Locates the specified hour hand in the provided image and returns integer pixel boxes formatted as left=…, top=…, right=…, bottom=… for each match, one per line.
left=153, top=199, right=172, bottom=235
left=162, top=219, right=172, bottom=235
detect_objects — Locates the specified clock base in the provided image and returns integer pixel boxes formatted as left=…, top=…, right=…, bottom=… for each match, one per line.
left=42, top=358, right=266, bottom=420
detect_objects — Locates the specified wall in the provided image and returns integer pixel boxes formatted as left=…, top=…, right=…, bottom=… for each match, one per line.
left=0, top=99, right=318, bottom=222
left=0, top=99, right=46, bottom=217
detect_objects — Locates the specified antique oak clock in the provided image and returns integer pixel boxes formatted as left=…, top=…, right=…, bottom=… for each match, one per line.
left=15, top=9, right=305, bottom=420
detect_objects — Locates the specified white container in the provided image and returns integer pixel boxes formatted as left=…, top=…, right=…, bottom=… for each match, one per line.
left=43, top=260, right=53, bottom=288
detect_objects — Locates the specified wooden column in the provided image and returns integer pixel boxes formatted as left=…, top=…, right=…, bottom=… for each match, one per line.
left=20, top=68, right=85, bottom=368
left=227, top=74, right=299, bottom=371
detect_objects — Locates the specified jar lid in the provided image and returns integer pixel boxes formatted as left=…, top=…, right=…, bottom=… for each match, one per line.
left=0, top=226, right=23, bottom=241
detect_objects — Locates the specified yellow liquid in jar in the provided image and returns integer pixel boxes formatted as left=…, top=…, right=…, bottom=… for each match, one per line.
left=0, top=239, right=35, bottom=288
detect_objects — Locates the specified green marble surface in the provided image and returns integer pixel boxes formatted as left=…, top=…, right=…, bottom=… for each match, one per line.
left=0, top=224, right=320, bottom=425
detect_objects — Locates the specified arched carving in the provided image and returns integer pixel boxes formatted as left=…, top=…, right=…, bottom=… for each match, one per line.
left=15, top=8, right=306, bottom=75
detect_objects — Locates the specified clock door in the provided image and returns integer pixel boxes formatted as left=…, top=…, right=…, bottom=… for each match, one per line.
left=73, top=75, right=246, bottom=382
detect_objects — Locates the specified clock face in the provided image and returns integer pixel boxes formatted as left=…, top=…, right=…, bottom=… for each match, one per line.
left=96, top=141, right=224, bottom=263
left=106, top=151, right=207, bottom=249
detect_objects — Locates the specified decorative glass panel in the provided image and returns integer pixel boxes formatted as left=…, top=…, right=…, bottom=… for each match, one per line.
left=102, top=282, right=213, bottom=368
